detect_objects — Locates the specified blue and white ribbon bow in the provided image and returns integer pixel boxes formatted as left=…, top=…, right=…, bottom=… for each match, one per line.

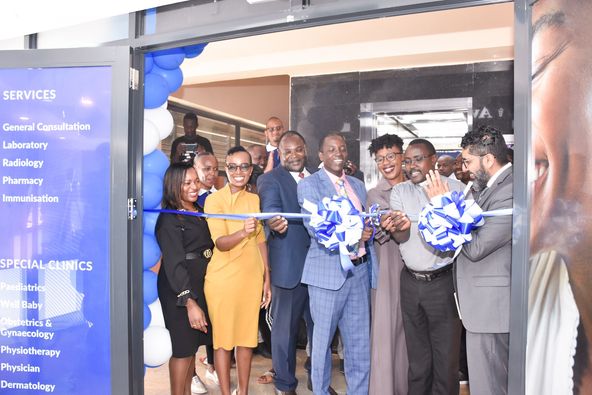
left=302, top=195, right=363, bottom=273
left=417, top=190, right=512, bottom=254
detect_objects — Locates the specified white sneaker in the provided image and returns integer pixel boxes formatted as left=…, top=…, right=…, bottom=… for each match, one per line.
left=191, top=375, right=207, bottom=394
left=205, top=369, right=219, bottom=386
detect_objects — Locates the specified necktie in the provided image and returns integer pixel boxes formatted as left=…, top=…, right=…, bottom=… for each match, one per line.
left=298, top=172, right=305, bottom=179
left=336, top=179, right=348, bottom=198
left=273, top=150, right=280, bottom=168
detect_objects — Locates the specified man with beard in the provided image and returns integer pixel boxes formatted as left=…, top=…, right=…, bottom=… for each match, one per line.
left=425, top=125, right=513, bottom=395
left=298, top=133, right=376, bottom=395
left=257, top=131, right=325, bottom=395
left=388, top=138, right=464, bottom=395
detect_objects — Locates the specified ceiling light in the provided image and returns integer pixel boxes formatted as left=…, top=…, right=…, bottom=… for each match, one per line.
left=246, top=0, right=281, bottom=4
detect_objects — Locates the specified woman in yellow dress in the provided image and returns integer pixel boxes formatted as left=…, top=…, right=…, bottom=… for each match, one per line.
left=204, top=146, right=272, bottom=395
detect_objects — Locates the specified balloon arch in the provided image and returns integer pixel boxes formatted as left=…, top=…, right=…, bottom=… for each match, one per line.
left=141, top=44, right=207, bottom=370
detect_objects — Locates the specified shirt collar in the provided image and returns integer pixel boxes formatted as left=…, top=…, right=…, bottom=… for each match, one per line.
left=487, top=162, right=512, bottom=188
left=290, top=168, right=310, bottom=177
left=323, top=168, right=345, bottom=184
left=266, top=142, right=277, bottom=152
left=199, top=186, right=216, bottom=195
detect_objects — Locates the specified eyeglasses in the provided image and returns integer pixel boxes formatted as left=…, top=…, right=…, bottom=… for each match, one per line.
left=402, top=154, right=434, bottom=166
left=461, top=153, right=490, bottom=168
left=266, top=126, right=283, bottom=133
left=226, top=163, right=252, bottom=173
left=375, top=152, right=402, bottom=165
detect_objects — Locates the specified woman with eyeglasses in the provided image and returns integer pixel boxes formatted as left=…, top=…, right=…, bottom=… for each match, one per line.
left=155, top=162, right=214, bottom=395
left=366, top=134, right=408, bottom=395
left=203, top=146, right=272, bottom=395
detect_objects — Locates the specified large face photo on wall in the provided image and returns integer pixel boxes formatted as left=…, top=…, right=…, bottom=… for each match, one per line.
left=527, top=0, right=592, bottom=394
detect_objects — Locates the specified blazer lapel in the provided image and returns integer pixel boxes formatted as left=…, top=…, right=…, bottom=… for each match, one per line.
left=317, top=169, right=338, bottom=197
left=277, top=166, right=297, bottom=188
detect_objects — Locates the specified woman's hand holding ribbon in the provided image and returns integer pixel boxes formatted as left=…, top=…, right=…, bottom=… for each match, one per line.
left=242, top=217, right=257, bottom=238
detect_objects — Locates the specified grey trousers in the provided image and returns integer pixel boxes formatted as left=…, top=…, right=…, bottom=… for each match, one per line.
left=466, top=331, right=509, bottom=395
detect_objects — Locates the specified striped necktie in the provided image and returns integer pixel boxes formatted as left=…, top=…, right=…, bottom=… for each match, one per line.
left=336, top=179, right=348, bottom=198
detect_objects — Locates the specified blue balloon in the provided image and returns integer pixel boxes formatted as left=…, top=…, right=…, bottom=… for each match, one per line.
left=143, top=304, right=152, bottom=329
left=144, top=72, right=169, bottom=109
left=143, top=211, right=159, bottom=237
left=153, top=48, right=185, bottom=70
left=144, top=149, right=169, bottom=178
left=143, top=233, right=161, bottom=270
left=145, top=54, right=154, bottom=74
left=143, top=270, right=158, bottom=305
left=183, top=43, right=207, bottom=59
left=143, top=172, right=163, bottom=209
left=151, top=64, right=183, bottom=93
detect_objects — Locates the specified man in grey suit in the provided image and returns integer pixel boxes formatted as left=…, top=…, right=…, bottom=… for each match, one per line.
left=297, top=133, right=376, bottom=395
left=426, top=125, right=513, bottom=395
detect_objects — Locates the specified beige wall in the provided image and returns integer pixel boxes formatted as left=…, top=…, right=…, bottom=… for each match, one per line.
left=172, top=75, right=290, bottom=127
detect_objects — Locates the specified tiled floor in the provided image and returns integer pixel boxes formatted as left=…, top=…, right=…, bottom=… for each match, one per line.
left=144, top=348, right=470, bottom=394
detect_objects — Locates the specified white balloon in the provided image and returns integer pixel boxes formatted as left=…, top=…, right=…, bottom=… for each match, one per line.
left=143, top=119, right=160, bottom=155
left=145, top=107, right=174, bottom=140
left=147, top=299, right=166, bottom=328
left=144, top=326, right=172, bottom=367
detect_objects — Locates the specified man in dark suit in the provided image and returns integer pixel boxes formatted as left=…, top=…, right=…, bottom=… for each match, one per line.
left=425, top=125, right=513, bottom=395
left=297, top=133, right=377, bottom=395
left=257, top=131, right=314, bottom=395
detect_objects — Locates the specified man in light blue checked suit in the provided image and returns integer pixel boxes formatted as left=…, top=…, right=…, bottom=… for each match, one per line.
left=297, top=133, right=377, bottom=395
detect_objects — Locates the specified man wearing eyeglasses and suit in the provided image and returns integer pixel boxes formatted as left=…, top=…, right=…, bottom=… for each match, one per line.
left=425, top=126, right=513, bottom=395
left=264, top=117, right=286, bottom=173
left=386, top=138, right=465, bottom=395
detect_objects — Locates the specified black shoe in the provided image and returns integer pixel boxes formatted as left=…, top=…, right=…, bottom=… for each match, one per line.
left=307, top=374, right=337, bottom=395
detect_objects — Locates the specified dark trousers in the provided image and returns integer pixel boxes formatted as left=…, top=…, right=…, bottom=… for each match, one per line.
left=258, top=308, right=272, bottom=353
left=400, top=267, right=461, bottom=395
left=271, top=283, right=313, bottom=391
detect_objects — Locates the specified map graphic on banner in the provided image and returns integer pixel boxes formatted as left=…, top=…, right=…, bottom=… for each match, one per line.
left=0, top=67, right=112, bottom=394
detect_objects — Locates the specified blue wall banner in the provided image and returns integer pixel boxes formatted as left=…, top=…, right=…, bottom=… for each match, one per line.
left=0, top=66, right=112, bottom=394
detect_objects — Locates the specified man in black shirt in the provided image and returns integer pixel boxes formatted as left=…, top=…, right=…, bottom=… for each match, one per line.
left=170, top=112, right=214, bottom=163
